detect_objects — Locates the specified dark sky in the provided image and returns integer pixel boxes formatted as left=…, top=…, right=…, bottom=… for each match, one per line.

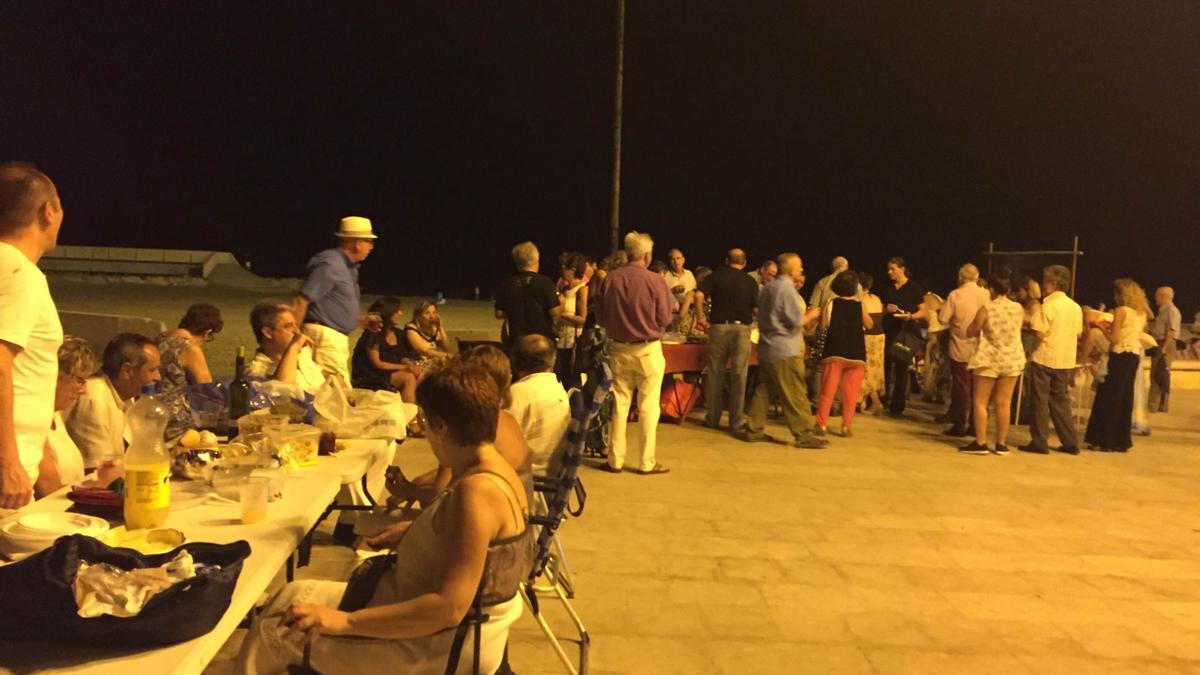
left=3, top=2, right=1198, bottom=311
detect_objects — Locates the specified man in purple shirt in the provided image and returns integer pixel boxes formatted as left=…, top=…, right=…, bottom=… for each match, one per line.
left=595, top=231, right=672, bottom=475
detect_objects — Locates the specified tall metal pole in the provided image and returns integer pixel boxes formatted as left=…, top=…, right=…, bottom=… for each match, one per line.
left=608, top=0, right=626, bottom=256
left=1069, top=235, right=1079, bottom=298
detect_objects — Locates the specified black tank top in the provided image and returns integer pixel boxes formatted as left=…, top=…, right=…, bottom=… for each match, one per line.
left=822, top=298, right=867, bottom=362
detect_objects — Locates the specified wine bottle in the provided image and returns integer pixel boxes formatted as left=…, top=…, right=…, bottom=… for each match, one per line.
left=228, top=345, right=250, bottom=422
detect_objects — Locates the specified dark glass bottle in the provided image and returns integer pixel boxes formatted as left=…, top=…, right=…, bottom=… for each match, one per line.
left=228, top=345, right=250, bottom=423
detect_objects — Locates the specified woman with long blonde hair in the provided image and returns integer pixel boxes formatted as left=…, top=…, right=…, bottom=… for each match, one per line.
left=404, top=299, right=452, bottom=364
left=1084, top=278, right=1150, bottom=452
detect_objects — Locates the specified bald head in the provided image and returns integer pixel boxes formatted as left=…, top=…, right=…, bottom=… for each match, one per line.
left=667, top=248, right=685, bottom=273
left=511, top=333, right=556, bottom=379
left=831, top=256, right=848, bottom=273
left=726, top=248, right=747, bottom=268
left=0, top=162, right=60, bottom=237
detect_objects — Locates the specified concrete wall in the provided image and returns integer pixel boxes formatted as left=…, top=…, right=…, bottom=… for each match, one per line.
left=41, top=246, right=239, bottom=279
left=59, top=310, right=167, bottom=363
left=39, top=246, right=293, bottom=290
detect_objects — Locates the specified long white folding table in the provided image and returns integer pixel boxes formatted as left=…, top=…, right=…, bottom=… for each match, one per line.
left=0, top=438, right=393, bottom=675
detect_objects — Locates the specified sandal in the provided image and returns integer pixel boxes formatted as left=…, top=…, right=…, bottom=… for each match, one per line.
left=636, top=463, right=670, bottom=475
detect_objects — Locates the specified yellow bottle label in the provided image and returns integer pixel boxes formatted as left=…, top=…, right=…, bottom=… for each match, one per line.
left=126, top=465, right=170, bottom=510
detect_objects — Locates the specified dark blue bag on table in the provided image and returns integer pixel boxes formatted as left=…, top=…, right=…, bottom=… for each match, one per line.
left=0, top=534, right=251, bottom=647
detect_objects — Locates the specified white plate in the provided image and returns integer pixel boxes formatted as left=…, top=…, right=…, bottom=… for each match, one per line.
left=0, top=513, right=110, bottom=559
left=8, top=512, right=109, bottom=540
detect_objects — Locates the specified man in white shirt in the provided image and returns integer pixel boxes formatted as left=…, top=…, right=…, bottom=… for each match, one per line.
left=247, top=302, right=334, bottom=395
left=663, top=249, right=697, bottom=330
left=938, top=263, right=991, bottom=436
left=0, top=163, right=65, bottom=507
left=1020, top=265, right=1083, bottom=455
left=748, top=259, right=778, bottom=288
left=506, top=334, right=570, bottom=474
left=66, top=333, right=161, bottom=468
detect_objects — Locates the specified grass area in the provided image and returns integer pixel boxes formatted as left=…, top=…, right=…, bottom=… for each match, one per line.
left=49, top=280, right=503, bottom=379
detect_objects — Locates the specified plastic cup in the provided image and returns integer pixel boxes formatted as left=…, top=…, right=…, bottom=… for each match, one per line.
left=240, top=477, right=270, bottom=524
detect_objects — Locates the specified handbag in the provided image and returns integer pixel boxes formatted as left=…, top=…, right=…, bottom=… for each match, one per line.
left=0, top=534, right=250, bottom=647
left=337, top=552, right=397, bottom=612
left=808, top=301, right=834, bottom=364
left=887, top=323, right=924, bottom=363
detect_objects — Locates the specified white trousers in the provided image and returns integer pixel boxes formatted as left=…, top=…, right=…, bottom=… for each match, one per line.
left=607, top=340, right=665, bottom=471
left=302, top=323, right=351, bottom=384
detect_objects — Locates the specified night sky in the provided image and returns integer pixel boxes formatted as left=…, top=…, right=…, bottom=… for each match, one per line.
left=3, top=2, right=1198, bottom=312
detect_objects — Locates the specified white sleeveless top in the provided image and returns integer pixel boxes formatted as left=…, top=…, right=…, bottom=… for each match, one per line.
left=556, top=281, right=586, bottom=349
left=1110, top=307, right=1147, bottom=355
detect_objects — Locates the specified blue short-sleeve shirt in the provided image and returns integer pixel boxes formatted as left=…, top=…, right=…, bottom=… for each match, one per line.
left=756, top=277, right=806, bottom=363
left=299, top=248, right=361, bottom=334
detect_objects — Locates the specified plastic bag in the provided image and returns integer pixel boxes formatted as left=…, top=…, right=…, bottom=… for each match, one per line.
left=249, top=378, right=316, bottom=422
left=313, top=381, right=411, bottom=439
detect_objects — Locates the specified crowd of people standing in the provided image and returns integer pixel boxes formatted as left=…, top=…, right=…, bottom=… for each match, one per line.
left=493, top=230, right=1188, bottom=469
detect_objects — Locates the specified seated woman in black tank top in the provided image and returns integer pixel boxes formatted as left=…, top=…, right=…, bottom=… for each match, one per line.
left=351, top=296, right=421, bottom=403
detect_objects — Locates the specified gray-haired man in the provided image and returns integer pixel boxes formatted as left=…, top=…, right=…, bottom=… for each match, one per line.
left=595, top=231, right=673, bottom=474
left=1020, top=265, right=1083, bottom=455
left=1148, top=286, right=1181, bottom=413
left=495, top=241, right=561, bottom=350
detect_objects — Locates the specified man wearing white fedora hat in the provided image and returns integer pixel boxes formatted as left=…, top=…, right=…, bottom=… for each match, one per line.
left=292, top=216, right=378, bottom=384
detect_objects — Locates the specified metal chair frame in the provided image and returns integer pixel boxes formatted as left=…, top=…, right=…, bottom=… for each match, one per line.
left=519, top=362, right=611, bottom=675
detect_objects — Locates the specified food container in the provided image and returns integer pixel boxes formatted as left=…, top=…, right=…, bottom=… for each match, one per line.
left=249, top=465, right=286, bottom=502
left=210, top=451, right=285, bottom=500
left=191, top=409, right=225, bottom=431
left=171, top=441, right=254, bottom=481
left=266, top=424, right=321, bottom=468
left=236, top=413, right=290, bottom=438
left=210, top=465, right=254, bottom=501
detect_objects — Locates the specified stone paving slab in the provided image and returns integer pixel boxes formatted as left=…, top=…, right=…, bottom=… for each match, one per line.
left=209, top=390, right=1200, bottom=674
left=500, top=390, right=1199, bottom=674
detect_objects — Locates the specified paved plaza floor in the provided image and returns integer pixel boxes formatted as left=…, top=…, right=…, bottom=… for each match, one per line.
left=213, top=390, right=1200, bottom=674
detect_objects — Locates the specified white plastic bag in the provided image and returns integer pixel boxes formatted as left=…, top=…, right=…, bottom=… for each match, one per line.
left=314, top=382, right=411, bottom=439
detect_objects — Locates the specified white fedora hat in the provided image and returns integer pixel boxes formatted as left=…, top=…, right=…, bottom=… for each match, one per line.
left=336, top=216, right=378, bottom=239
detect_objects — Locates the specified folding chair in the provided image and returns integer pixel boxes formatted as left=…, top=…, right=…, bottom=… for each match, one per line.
left=521, top=362, right=612, bottom=675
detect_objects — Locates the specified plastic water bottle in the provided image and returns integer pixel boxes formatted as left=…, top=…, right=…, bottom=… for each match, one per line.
left=123, top=385, right=171, bottom=529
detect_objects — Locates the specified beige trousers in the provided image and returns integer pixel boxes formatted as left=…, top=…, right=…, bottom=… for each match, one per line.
left=608, top=340, right=666, bottom=471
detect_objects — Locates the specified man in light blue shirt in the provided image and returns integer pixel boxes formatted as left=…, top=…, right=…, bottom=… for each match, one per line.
left=293, top=216, right=377, bottom=383
left=737, top=253, right=827, bottom=449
